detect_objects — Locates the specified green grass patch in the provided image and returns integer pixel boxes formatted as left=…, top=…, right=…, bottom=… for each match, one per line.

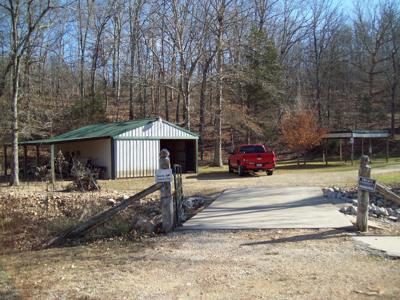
left=373, top=172, right=400, bottom=185
left=198, top=157, right=400, bottom=176
left=198, top=165, right=228, bottom=174
left=0, top=265, right=20, bottom=300
left=276, top=157, right=400, bottom=174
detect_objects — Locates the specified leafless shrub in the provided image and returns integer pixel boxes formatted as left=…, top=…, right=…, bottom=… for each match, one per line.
left=68, top=160, right=100, bottom=192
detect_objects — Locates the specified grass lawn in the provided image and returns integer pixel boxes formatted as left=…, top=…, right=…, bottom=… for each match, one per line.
left=198, top=157, right=400, bottom=175
left=275, top=157, right=400, bottom=173
left=373, top=172, right=400, bottom=185
left=1, top=156, right=398, bottom=194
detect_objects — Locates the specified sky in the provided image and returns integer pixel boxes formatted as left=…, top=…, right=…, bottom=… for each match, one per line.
left=339, top=0, right=382, bottom=14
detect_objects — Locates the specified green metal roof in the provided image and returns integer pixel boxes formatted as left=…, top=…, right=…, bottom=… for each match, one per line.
left=21, top=118, right=198, bottom=145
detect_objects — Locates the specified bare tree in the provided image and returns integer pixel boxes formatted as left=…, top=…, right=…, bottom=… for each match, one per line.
left=308, top=0, right=341, bottom=124
left=353, top=1, right=392, bottom=125
left=0, top=0, right=55, bottom=185
left=128, top=0, right=144, bottom=120
left=383, top=1, right=400, bottom=137
left=89, top=1, right=114, bottom=108
left=77, top=0, right=94, bottom=108
left=212, top=0, right=230, bottom=167
left=169, top=0, right=205, bottom=129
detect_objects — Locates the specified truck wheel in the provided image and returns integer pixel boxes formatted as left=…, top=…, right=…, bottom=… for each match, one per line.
left=238, top=165, right=245, bottom=176
left=228, top=161, right=233, bottom=173
left=266, top=170, right=273, bottom=176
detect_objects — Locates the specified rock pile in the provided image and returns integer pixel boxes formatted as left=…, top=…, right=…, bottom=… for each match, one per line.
left=323, top=186, right=400, bottom=222
left=182, top=196, right=205, bottom=211
left=181, top=196, right=206, bottom=221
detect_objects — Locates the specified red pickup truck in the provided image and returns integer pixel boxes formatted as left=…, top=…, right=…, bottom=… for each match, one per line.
left=228, top=144, right=276, bottom=176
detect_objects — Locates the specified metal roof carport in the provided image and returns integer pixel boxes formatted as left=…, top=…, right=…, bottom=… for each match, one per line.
left=322, top=130, right=391, bottom=165
left=4, top=117, right=199, bottom=180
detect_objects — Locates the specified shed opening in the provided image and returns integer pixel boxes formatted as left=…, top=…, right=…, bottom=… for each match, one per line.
left=160, top=139, right=196, bottom=172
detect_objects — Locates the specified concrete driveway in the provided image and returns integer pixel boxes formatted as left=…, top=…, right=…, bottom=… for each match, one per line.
left=183, top=187, right=352, bottom=230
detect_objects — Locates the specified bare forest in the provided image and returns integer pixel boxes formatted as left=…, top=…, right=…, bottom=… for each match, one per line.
left=0, top=0, right=399, bottom=184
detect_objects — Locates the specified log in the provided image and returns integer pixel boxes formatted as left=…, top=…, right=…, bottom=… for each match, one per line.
left=41, top=182, right=162, bottom=249
left=376, top=183, right=400, bottom=205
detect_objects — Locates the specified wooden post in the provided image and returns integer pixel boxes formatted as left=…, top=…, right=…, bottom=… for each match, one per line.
left=159, top=149, right=174, bottom=232
left=339, top=139, right=342, bottom=161
left=356, top=155, right=371, bottom=232
left=361, top=138, right=364, bottom=155
left=368, top=139, right=372, bottom=157
left=36, top=145, right=40, bottom=167
left=322, top=141, right=326, bottom=164
left=50, top=144, right=55, bottom=186
left=325, top=140, right=328, bottom=166
left=3, top=145, right=7, bottom=176
left=386, top=138, right=389, bottom=163
left=351, top=138, right=354, bottom=166
left=23, top=145, right=27, bottom=178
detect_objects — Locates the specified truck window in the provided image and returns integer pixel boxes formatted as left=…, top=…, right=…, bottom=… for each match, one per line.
left=239, top=145, right=265, bottom=153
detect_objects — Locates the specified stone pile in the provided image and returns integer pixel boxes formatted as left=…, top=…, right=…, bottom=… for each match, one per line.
left=181, top=196, right=206, bottom=220
left=323, top=186, right=400, bottom=222
left=182, top=196, right=205, bottom=211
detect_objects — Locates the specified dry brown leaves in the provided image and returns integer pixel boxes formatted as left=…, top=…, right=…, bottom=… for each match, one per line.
left=0, top=188, right=161, bottom=253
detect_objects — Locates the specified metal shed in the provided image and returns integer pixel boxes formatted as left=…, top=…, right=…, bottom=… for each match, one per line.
left=18, top=117, right=199, bottom=179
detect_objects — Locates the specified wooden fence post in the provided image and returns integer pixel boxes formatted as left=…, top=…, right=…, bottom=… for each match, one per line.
left=36, top=145, right=40, bottom=168
left=159, top=149, right=174, bottom=233
left=3, top=145, right=7, bottom=176
left=356, top=155, right=371, bottom=232
left=351, top=138, right=354, bottom=166
left=50, top=144, right=55, bottom=187
left=386, top=138, right=389, bottom=163
left=361, top=138, right=364, bottom=155
left=23, top=145, right=27, bottom=178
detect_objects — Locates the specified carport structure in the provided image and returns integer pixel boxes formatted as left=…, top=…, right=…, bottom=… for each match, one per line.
left=3, top=117, right=199, bottom=179
left=322, top=130, right=390, bottom=165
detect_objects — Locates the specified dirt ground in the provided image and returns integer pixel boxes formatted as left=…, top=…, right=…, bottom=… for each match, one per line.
left=1, top=229, right=400, bottom=299
left=1, top=164, right=400, bottom=299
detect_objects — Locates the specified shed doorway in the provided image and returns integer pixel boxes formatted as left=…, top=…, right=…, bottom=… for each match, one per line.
left=160, top=139, right=196, bottom=172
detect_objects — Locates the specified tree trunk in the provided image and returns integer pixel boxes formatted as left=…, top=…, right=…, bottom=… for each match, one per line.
left=11, top=57, right=20, bottom=186
left=176, top=92, right=180, bottom=124
left=115, top=17, right=121, bottom=115
left=129, top=35, right=135, bottom=120
left=199, top=63, right=209, bottom=161
left=182, top=77, right=190, bottom=129
left=128, top=2, right=140, bottom=120
left=390, top=48, right=398, bottom=138
left=213, top=10, right=224, bottom=167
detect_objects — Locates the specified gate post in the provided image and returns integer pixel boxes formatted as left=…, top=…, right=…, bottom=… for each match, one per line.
left=159, top=149, right=174, bottom=232
left=356, top=155, right=371, bottom=232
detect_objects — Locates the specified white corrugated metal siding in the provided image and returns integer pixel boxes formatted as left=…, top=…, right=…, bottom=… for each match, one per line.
left=117, top=119, right=197, bottom=139
left=114, top=119, right=198, bottom=178
left=115, top=139, right=159, bottom=178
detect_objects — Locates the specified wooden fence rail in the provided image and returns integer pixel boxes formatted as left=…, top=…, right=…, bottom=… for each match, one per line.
left=376, top=183, right=400, bottom=205
left=41, top=182, right=163, bottom=249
